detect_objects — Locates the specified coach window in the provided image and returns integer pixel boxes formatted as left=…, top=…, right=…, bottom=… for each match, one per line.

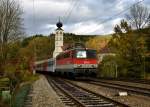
left=48, top=61, right=52, bottom=66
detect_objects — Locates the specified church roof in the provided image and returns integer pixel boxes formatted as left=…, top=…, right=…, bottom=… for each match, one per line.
left=56, top=27, right=63, bottom=30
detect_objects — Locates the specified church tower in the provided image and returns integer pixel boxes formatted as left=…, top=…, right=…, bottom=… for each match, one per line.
left=53, top=20, right=64, bottom=58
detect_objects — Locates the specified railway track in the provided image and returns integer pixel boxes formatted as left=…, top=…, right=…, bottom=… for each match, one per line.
left=46, top=76, right=129, bottom=107
left=85, top=79, right=150, bottom=97
left=90, top=79, right=150, bottom=89
left=113, top=79, right=150, bottom=85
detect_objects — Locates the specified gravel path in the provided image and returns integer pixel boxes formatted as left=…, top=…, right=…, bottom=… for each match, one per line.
left=31, top=75, right=65, bottom=107
left=70, top=80, right=150, bottom=107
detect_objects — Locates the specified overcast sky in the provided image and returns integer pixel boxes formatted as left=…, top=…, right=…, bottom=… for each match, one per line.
left=19, top=0, right=150, bottom=36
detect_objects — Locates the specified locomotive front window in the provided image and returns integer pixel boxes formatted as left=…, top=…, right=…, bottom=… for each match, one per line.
left=87, top=50, right=96, bottom=59
left=76, top=51, right=87, bottom=58
left=75, top=49, right=96, bottom=59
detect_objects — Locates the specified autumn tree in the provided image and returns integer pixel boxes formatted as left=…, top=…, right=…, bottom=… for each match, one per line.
left=105, top=4, right=150, bottom=79
left=20, top=35, right=55, bottom=63
left=0, top=0, right=23, bottom=71
left=86, top=36, right=111, bottom=51
left=109, top=20, right=145, bottom=78
left=127, top=4, right=150, bottom=78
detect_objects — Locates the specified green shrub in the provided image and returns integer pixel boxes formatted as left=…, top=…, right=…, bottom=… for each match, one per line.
left=13, top=84, right=31, bottom=107
left=2, top=91, right=11, bottom=103
left=98, top=55, right=117, bottom=78
left=22, top=71, right=39, bottom=82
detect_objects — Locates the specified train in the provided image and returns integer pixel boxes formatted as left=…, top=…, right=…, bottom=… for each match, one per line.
left=35, top=43, right=98, bottom=78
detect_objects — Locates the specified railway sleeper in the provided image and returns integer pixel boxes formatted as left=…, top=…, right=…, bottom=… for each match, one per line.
left=86, top=104, right=114, bottom=107
left=82, top=101, right=109, bottom=104
left=83, top=101, right=111, bottom=104
left=84, top=102, right=112, bottom=105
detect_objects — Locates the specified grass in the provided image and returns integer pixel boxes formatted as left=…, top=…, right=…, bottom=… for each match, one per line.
left=13, top=74, right=39, bottom=107
left=23, top=73, right=39, bottom=82
left=0, top=71, right=39, bottom=107
left=0, top=77, right=10, bottom=87
left=13, top=84, right=31, bottom=107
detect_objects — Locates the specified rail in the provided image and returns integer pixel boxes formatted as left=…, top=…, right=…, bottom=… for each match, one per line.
left=46, top=76, right=129, bottom=107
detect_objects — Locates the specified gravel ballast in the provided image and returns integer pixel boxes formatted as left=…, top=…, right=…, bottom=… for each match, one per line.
left=70, top=80, right=150, bottom=107
left=31, top=75, right=65, bottom=107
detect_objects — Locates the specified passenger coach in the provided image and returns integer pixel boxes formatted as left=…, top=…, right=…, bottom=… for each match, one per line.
left=35, top=58, right=55, bottom=73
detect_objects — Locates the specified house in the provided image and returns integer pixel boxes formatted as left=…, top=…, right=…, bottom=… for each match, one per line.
left=97, top=46, right=115, bottom=63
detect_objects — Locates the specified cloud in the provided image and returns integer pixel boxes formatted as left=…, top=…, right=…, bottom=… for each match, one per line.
left=19, top=0, right=150, bottom=35
left=69, top=21, right=104, bottom=35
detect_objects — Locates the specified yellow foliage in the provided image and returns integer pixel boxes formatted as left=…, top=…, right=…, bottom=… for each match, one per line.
left=86, top=35, right=111, bottom=51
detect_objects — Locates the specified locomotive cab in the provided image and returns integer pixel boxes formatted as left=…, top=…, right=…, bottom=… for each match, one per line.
left=73, top=49, right=97, bottom=77
left=55, top=46, right=98, bottom=78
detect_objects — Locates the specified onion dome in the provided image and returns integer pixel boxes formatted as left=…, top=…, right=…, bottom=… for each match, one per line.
left=56, top=21, right=63, bottom=28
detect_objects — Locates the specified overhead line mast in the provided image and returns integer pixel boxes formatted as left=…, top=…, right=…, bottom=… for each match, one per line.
left=33, top=0, right=36, bottom=74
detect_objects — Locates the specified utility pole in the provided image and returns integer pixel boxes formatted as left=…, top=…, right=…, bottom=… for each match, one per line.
left=32, top=0, right=36, bottom=75
left=143, top=56, right=145, bottom=79
left=115, top=64, right=118, bottom=78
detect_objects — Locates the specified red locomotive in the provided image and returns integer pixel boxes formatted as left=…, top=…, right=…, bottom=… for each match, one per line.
left=35, top=43, right=98, bottom=78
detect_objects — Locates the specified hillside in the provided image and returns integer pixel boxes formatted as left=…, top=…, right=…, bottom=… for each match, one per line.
left=85, top=35, right=112, bottom=52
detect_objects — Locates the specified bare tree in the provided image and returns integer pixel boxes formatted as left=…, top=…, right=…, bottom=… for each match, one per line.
left=126, top=4, right=150, bottom=30
left=0, top=0, right=23, bottom=70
